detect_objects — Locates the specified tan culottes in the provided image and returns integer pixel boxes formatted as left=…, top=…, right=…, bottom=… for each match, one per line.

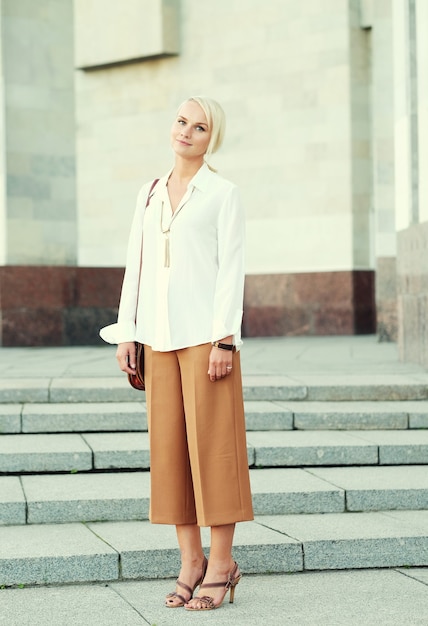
left=144, top=343, right=254, bottom=527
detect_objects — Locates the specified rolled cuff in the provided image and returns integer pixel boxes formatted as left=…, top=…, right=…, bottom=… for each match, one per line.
left=99, top=322, right=136, bottom=345
left=211, top=309, right=243, bottom=351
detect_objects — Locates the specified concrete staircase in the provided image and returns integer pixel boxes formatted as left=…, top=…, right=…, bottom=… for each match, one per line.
left=1, top=374, right=428, bottom=587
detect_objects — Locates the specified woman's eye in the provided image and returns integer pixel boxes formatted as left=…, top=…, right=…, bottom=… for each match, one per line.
left=196, top=125, right=206, bottom=132
left=177, top=119, right=185, bottom=125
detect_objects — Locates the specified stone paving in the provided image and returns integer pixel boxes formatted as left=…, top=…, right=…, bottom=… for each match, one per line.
left=0, top=336, right=428, bottom=624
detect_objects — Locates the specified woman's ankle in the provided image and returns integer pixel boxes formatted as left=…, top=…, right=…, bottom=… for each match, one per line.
left=180, top=553, right=206, bottom=568
left=206, top=556, right=234, bottom=570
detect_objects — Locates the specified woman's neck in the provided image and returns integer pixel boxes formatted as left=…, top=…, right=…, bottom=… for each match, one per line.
left=171, top=157, right=204, bottom=184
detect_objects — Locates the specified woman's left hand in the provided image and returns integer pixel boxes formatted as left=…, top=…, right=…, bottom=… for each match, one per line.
left=208, top=337, right=233, bottom=382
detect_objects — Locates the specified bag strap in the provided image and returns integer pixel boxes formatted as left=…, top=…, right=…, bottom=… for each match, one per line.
left=135, top=178, right=160, bottom=319
left=145, top=178, right=159, bottom=208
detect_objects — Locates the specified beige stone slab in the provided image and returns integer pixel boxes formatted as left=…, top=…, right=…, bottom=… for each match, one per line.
left=348, top=430, right=428, bottom=464
left=22, top=402, right=146, bottom=433
left=88, top=519, right=303, bottom=578
left=82, top=433, right=150, bottom=469
left=22, top=472, right=150, bottom=524
left=0, top=523, right=118, bottom=585
left=259, top=511, right=428, bottom=569
left=0, top=434, right=92, bottom=472
left=0, top=477, right=26, bottom=525
left=0, top=405, right=21, bottom=433
left=0, top=380, right=50, bottom=403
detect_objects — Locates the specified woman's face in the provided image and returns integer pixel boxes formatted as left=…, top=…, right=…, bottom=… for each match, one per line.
left=171, top=100, right=211, bottom=161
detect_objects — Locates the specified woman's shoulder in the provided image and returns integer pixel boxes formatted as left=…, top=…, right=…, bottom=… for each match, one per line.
left=136, top=178, right=157, bottom=198
left=136, top=172, right=168, bottom=205
left=204, top=167, right=238, bottom=195
left=138, top=174, right=165, bottom=194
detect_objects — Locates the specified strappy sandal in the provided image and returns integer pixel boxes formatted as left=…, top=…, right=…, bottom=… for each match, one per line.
left=184, top=561, right=241, bottom=611
left=165, top=556, right=208, bottom=608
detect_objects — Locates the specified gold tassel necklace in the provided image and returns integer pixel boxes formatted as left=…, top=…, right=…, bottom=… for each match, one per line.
left=160, top=189, right=194, bottom=268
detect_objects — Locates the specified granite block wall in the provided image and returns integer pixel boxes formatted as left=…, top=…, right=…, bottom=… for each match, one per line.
left=75, top=0, right=373, bottom=278
left=243, top=270, right=375, bottom=337
left=397, top=221, right=428, bottom=367
left=375, top=257, right=398, bottom=342
left=0, top=266, right=375, bottom=346
left=371, top=0, right=398, bottom=341
left=0, top=0, right=385, bottom=345
left=1, top=0, right=77, bottom=266
left=0, top=266, right=123, bottom=346
left=394, top=0, right=428, bottom=365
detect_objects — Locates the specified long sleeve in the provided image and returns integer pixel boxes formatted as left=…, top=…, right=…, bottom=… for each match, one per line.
left=99, top=184, right=149, bottom=344
left=211, top=185, right=245, bottom=346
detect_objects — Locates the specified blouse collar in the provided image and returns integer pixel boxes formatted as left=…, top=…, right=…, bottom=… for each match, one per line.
left=156, top=162, right=213, bottom=197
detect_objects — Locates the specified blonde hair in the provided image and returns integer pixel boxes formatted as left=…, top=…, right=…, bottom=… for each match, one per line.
left=178, top=96, right=226, bottom=163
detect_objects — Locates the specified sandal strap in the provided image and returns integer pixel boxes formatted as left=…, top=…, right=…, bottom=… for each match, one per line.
left=165, top=578, right=193, bottom=605
left=165, top=591, right=187, bottom=604
left=176, top=579, right=193, bottom=596
left=191, top=595, right=215, bottom=609
left=200, top=561, right=240, bottom=591
left=200, top=581, right=228, bottom=589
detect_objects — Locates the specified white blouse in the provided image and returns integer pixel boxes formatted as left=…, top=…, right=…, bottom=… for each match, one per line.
left=100, top=163, right=245, bottom=351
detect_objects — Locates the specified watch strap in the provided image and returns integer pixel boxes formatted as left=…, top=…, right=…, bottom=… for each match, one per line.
left=212, top=341, right=234, bottom=351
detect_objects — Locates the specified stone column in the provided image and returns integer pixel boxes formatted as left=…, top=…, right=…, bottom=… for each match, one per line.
left=2, top=0, right=77, bottom=265
left=395, top=0, right=428, bottom=366
left=0, top=3, right=6, bottom=265
left=371, top=0, right=398, bottom=341
left=0, top=0, right=77, bottom=345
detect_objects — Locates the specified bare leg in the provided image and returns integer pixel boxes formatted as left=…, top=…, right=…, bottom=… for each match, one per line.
left=165, top=523, right=206, bottom=607
left=185, top=523, right=240, bottom=610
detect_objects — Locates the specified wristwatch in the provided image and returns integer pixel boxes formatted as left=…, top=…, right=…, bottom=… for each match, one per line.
left=212, top=341, right=234, bottom=351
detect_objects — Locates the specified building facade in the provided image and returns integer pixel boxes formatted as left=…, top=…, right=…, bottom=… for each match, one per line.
left=0, top=0, right=427, bottom=366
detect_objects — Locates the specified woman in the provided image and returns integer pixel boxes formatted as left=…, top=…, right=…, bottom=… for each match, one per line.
left=100, top=96, right=253, bottom=611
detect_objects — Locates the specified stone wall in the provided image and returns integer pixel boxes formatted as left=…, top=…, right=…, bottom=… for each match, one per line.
left=0, top=266, right=123, bottom=346
left=73, top=0, right=375, bottom=340
left=1, top=0, right=76, bottom=265
left=397, top=222, right=428, bottom=367
left=375, top=257, right=398, bottom=341
left=0, top=266, right=375, bottom=346
left=371, top=0, right=398, bottom=341
left=244, top=270, right=375, bottom=337
left=394, top=0, right=428, bottom=366
left=0, top=0, right=391, bottom=345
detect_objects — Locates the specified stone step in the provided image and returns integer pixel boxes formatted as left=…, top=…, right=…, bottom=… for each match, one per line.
left=278, top=400, right=428, bottom=430
left=0, top=401, right=291, bottom=434
left=1, top=466, right=428, bottom=527
left=0, top=434, right=93, bottom=473
left=2, top=374, right=428, bottom=404
left=0, top=376, right=305, bottom=404
left=249, top=430, right=428, bottom=467
left=1, top=510, right=428, bottom=586
left=21, top=402, right=147, bottom=433
left=1, top=400, right=427, bottom=434
left=2, top=430, right=428, bottom=474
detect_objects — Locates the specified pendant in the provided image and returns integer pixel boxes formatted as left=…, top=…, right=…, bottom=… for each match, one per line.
left=164, top=232, right=170, bottom=267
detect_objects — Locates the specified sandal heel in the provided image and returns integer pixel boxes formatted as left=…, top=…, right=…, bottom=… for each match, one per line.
left=228, top=572, right=241, bottom=603
left=185, top=561, right=241, bottom=611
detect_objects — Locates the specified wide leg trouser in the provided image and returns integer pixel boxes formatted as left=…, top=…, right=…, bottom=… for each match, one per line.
left=144, top=343, right=254, bottom=527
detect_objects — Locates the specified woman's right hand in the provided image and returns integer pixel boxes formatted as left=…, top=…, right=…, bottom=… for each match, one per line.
left=116, top=342, right=137, bottom=375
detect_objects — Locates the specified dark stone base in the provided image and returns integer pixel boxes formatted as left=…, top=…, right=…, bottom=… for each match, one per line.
left=243, top=270, right=375, bottom=337
left=0, top=267, right=376, bottom=346
left=0, top=267, right=123, bottom=347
